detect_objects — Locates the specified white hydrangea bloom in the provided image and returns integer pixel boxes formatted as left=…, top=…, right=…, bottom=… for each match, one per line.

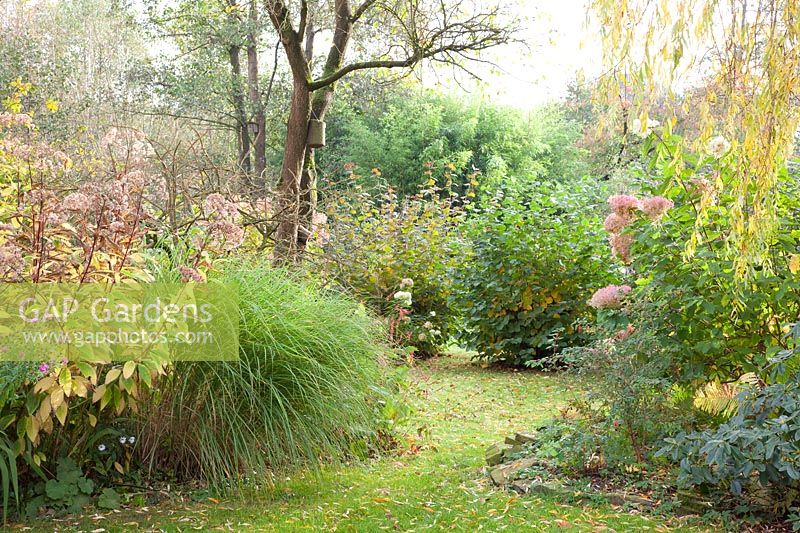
left=706, top=135, right=731, bottom=158
left=393, top=291, right=412, bottom=307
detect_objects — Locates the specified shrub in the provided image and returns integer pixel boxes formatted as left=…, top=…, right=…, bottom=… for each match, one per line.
left=137, top=264, right=396, bottom=485
left=452, top=179, right=616, bottom=366
left=660, top=376, right=800, bottom=512
left=0, top=89, right=254, bottom=519
left=320, top=91, right=587, bottom=196
left=546, top=297, right=697, bottom=471
left=601, top=132, right=800, bottom=384
left=319, top=178, right=467, bottom=357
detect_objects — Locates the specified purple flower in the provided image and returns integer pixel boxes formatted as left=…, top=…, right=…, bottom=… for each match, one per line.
left=38, top=363, right=50, bottom=374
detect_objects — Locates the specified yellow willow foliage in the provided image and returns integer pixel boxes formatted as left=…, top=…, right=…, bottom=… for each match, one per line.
left=592, top=0, right=800, bottom=277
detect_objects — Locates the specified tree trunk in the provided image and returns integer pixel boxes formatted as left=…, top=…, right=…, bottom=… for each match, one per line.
left=228, top=45, right=251, bottom=174
left=247, top=0, right=267, bottom=187
left=273, top=80, right=311, bottom=263
left=294, top=0, right=353, bottom=255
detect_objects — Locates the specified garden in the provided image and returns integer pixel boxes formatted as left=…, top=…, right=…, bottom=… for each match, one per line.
left=1, top=0, right=800, bottom=531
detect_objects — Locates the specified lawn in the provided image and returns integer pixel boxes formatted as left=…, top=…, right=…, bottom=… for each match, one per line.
left=30, top=353, right=708, bottom=532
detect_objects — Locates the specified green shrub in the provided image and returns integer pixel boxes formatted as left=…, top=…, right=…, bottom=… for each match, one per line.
left=546, top=297, right=697, bottom=471
left=320, top=91, right=587, bottom=196
left=137, top=264, right=396, bottom=485
left=453, top=179, right=616, bottom=366
left=595, top=132, right=800, bottom=386
left=660, top=364, right=800, bottom=513
left=320, top=180, right=466, bottom=357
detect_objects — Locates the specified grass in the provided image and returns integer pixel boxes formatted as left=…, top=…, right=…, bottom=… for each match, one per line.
left=136, top=266, right=388, bottom=485
left=31, top=352, right=710, bottom=532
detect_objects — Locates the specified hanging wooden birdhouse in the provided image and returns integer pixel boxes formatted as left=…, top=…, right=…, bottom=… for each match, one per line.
left=307, top=119, right=326, bottom=148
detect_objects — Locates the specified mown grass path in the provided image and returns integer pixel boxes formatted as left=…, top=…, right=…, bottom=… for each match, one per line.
left=36, top=353, right=708, bottom=532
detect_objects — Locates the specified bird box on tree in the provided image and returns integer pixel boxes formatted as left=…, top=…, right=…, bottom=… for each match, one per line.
left=307, top=119, right=326, bottom=148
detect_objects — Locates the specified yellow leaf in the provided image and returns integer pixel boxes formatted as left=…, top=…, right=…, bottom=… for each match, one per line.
left=25, top=416, right=39, bottom=443
left=105, top=368, right=121, bottom=385
left=790, top=254, right=800, bottom=274
left=114, top=462, right=125, bottom=474
left=92, top=384, right=107, bottom=403
left=122, top=360, right=136, bottom=380
left=55, top=402, right=68, bottom=426
left=33, top=376, right=55, bottom=394
left=36, top=397, right=52, bottom=423
left=50, top=388, right=64, bottom=411
left=59, top=366, right=72, bottom=397
left=88, top=413, right=97, bottom=427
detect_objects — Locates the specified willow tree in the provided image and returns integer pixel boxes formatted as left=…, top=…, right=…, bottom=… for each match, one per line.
left=265, top=0, right=513, bottom=262
left=593, top=0, right=800, bottom=276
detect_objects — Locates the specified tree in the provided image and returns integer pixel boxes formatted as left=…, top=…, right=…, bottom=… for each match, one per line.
left=264, top=0, right=514, bottom=262
left=149, top=0, right=277, bottom=189
left=593, top=0, right=800, bottom=277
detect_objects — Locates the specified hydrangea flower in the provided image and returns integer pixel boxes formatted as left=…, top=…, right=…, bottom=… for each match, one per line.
left=588, top=284, right=632, bottom=309
left=393, top=291, right=412, bottom=307
left=640, top=196, right=674, bottom=221
left=706, top=135, right=731, bottom=158
left=400, top=278, right=414, bottom=289
left=610, top=233, right=634, bottom=263
left=608, top=194, right=640, bottom=214
left=603, top=212, right=633, bottom=234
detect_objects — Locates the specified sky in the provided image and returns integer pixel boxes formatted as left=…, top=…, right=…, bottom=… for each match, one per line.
left=421, top=0, right=601, bottom=109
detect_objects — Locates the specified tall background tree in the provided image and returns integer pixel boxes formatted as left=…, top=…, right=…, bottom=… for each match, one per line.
left=263, top=0, right=514, bottom=260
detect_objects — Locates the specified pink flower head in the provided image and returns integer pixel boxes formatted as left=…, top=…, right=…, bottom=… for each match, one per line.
left=0, top=243, right=26, bottom=280
left=588, top=284, right=632, bottom=309
left=0, top=113, right=33, bottom=128
left=61, top=192, right=92, bottom=212
left=204, top=193, right=239, bottom=219
left=608, top=194, right=640, bottom=214
left=609, top=233, right=634, bottom=263
left=38, top=363, right=50, bottom=374
left=178, top=266, right=204, bottom=283
left=603, top=212, right=633, bottom=234
left=640, top=196, right=674, bottom=221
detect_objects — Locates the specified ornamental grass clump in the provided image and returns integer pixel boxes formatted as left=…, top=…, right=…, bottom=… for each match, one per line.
left=137, top=265, right=394, bottom=486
